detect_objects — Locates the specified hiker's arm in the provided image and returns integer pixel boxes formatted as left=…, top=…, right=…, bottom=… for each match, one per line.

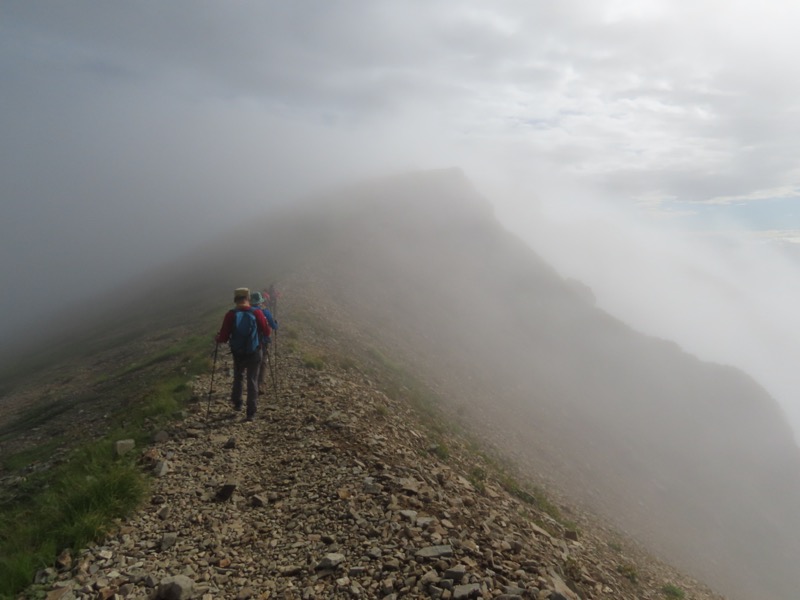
left=255, top=309, right=270, bottom=338
left=215, top=312, right=234, bottom=343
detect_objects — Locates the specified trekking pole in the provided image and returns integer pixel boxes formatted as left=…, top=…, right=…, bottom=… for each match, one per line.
left=266, top=346, right=279, bottom=402
left=205, top=343, right=219, bottom=426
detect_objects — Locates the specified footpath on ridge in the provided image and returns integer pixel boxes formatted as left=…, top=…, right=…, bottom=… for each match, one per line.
left=28, top=331, right=726, bottom=600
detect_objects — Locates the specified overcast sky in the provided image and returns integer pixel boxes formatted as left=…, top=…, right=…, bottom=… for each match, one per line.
left=4, top=1, right=800, bottom=434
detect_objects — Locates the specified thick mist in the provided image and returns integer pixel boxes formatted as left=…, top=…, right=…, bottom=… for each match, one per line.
left=4, top=1, right=800, bottom=440
left=497, top=196, right=800, bottom=440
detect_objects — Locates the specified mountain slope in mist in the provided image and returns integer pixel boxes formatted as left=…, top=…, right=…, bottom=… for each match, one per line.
left=189, top=169, right=798, bottom=600
left=5, top=169, right=799, bottom=600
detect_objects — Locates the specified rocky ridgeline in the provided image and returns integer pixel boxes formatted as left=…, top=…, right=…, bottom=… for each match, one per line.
left=26, top=346, right=725, bottom=600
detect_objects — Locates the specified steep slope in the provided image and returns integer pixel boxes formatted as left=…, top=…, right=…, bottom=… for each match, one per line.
left=171, top=169, right=800, bottom=599
left=4, top=168, right=800, bottom=599
left=20, top=329, right=725, bottom=600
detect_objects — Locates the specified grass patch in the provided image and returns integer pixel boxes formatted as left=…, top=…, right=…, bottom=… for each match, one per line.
left=302, top=353, right=325, bottom=370
left=496, top=471, right=562, bottom=521
left=617, top=563, right=639, bottom=584
left=468, top=466, right=487, bottom=493
left=0, top=441, right=147, bottom=598
left=661, top=584, right=685, bottom=598
left=0, top=330, right=211, bottom=599
left=429, top=442, right=450, bottom=460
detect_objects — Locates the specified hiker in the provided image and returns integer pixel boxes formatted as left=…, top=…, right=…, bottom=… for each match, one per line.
left=267, top=283, right=280, bottom=315
left=250, top=291, right=278, bottom=392
left=215, top=288, right=270, bottom=421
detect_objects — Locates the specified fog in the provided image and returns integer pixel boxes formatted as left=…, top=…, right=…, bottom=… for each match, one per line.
left=499, top=193, right=800, bottom=438
left=4, top=2, right=800, bottom=439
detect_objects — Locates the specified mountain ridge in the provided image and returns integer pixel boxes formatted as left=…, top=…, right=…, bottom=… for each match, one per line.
left=2, top=169, right=799, bottom=599
left=8, top=303, right=726, bottom=600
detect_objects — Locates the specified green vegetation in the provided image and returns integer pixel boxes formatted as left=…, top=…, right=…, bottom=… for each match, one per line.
left=661, top=584, right=685, bottom=598
left=469, top=465, right=487, bottom=482
left=430, top=442, right=450, bottom=460
left=468, top=466, right=487, bottom=493
left=302, top=353, right=325, bottom=370
left=494, top=469, right=563, bottom=522
left=0, top=444, right=146, bottom=596
left=0, top=325, right=212, bottom=599
left=617, top=563, right=639, bottom=583
left=608, top=540, right=623, bottom=552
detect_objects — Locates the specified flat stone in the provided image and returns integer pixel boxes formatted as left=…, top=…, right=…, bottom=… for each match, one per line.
left=114, top=439, right=135, bottom=457
left=157, top=575, right=194, bottom=600
left=161, top=532, right=178, bottom=550
left=45, top=587, right=72, bottom=600
left=419, top=570, right=440, bottom=585
left=444, top=564, right=466, bottom=582
left=452, top=583, right=481, bottom=599
left=251, top=494, right=268, bottom=507
left=415, top=545, right=453, bottom=559
left=316, top=553, right=345, bottom=570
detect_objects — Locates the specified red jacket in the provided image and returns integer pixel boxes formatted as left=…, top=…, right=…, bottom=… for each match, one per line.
left=216, top=306, right=270, bottom=344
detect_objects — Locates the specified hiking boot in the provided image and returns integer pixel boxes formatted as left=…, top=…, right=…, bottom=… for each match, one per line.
left=244, top=414, right=255, bottom=422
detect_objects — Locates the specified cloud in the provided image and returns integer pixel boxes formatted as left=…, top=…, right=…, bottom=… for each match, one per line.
left=4, top=0, right=800, bottom=436
left=704, top=186, right=800, bottom=206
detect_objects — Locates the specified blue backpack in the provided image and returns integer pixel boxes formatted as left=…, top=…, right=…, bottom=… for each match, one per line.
left=229, top=308, right=259, bottom=356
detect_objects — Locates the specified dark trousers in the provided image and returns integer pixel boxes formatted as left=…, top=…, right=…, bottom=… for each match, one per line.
left=231, top=349, right=261, bottom=417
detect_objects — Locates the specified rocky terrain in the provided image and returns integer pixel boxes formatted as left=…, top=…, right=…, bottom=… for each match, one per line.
left=24, top=334, right=725, bottom=600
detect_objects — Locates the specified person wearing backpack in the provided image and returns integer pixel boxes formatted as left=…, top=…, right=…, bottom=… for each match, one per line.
left=215, top=288, right=271, bottom=421
left=250, top=291, right=278, bottom=391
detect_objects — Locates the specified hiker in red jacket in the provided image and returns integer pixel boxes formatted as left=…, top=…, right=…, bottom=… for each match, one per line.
left=215, top=288, right=270, bottom=421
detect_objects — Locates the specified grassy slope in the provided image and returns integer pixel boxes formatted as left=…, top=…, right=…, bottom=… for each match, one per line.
left=0, top=295, right=221, bottom=598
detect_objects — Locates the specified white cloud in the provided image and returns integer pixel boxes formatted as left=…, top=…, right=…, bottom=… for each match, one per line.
left=704, top=186, right=800, bottom=205
left=4, top=0, right=800, bottom=436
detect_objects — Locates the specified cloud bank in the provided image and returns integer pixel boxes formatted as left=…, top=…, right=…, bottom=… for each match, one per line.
left=3, top=1, right=800, bottom=435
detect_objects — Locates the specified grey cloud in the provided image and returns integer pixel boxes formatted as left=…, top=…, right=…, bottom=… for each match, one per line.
left=4, top=0, right=800, bottom=437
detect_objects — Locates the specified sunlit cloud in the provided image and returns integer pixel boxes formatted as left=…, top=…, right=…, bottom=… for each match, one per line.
left=703, top=185, right=800, bottom=205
